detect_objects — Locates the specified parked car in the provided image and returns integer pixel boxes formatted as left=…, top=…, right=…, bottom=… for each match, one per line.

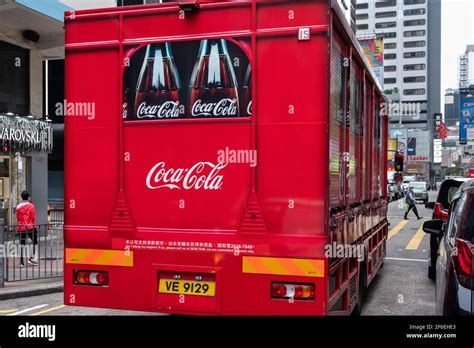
left=387, top=181, right=402, bottom=201
left=422, top=179, right=474, bottom=315
left=425, top=178, right=471, bottom=279
left=410, top=181, right=429, bottom=204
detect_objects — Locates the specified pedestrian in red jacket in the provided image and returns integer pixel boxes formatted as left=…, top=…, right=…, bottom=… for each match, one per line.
left=16, top=191, right=38, bottom=268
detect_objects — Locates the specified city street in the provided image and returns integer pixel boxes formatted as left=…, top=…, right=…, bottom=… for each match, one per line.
left=362, top=191, right=436, bottom=315
left=0, top=192, right=437, bottom=316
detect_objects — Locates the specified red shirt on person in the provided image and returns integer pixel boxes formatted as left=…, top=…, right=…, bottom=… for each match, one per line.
left=16, top=201, right=36, bottom=231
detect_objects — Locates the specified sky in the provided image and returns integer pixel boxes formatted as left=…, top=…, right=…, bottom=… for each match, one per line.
left=59, top=0, right=116, bottom=10
left=441, top=0, right=474, bottom=98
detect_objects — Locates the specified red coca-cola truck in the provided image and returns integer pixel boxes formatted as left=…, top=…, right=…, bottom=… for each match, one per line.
left=64, top=0, right=388, bottom=315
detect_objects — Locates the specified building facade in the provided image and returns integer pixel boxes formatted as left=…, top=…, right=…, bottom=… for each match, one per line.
left=459, top=45, right=474, bottom=89
left=356, top=0, right=441, bottom=182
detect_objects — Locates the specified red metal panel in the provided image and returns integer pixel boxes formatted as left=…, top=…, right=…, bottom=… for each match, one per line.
left=256, top=1, right=328, bottom=29
left=64, top=49, right=120, bottom=229
left=256, top=34, right=328, bottom=236
left=122, top=6, right=251, bottom=41
left=66, top=18, right=120, bottom=45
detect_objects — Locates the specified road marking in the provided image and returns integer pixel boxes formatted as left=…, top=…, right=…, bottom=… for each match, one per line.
left=406, top=226, right=426, bottom=250
left=386, top=257, right=428, bottom=262
left=387, top=219, right=409, bottom=240
left=7, top=304, right=48, bottom=316
left=30, top=304, right=66, bottom=316
left=0, top=309, right=18, bottom=313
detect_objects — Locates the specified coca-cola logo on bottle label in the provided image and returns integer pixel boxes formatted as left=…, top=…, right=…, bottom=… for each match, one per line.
left=146, top=162, right=227, bottom=190
left=137, top=101, right=182, bottom=119
left=247, top=101, right=252, bottom=116
left=192, top=98, right=238, bottom=117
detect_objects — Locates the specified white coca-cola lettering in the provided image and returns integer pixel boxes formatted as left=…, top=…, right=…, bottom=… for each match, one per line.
left=192, top=98, right=237, bottom=117
left=137, top=101, right=181, bottom=119
left=146, top=162, right=227, bottom=190
left=247, top=100, right=252, bottom=115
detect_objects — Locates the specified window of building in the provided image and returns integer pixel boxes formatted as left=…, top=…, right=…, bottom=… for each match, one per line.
left=403, top=76, right=426, bottom=83
left=376, top=22, right=397, bottom=29
left=357, top=24, right=369, bottom=30
left=375, top=11, right=397, bottom=18
left=384, top=53, right=397, bottom=60
left=385, top=42, right=397, bottom=49
left=356, top=3, right=369, bottom=9
left=0, top=41, right=29, bottom=115
left=403, top=88, right=426, bottom=95
left=404, top=19, right=426, bottom=26
left=404, top=63, right=426, bottom=71
left=404, top=8, right=426, bottom=16
left=385, top=65, right=397, bottom=72
left=383, top=32, right=397, bottom=39
left=404, top=30, right=426, bottom=37
left=403, top=51, right=426, bottom=59
left=404, top=0, right=425, bottom=5
left=376, top=0, right=397, bottom=8
left=403, top=40, right=426, bottom=48
left=384, top=78, right=397, bottom=84
left=356, top=13, right=369, bottom=20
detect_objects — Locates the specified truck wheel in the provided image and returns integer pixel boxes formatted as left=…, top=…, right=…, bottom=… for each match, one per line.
left=352, top=262, right=367, bottom=316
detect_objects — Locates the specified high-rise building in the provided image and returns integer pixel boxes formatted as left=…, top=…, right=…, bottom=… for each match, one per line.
left=355, top=0, right=441, bottom=182
left=444, top=88, right=460, bottom=127
left=459, top=45, right=474, bottom=89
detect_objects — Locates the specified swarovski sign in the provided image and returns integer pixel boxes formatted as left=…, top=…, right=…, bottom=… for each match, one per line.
left=0, top=115, right=53, bottom=153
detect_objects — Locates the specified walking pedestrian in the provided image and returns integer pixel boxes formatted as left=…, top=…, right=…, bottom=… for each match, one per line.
left=16, top=191, right=38, bottom=268
left=404, top=186, right=422, bottom=220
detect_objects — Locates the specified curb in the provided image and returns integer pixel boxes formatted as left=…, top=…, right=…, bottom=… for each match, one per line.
left=0, top=282, right=63, bottom=301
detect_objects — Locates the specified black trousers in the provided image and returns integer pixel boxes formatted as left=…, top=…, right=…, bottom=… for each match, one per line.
left=404, top=203, right=420, bottom=219
left=18, top=229, right=38, bottom=262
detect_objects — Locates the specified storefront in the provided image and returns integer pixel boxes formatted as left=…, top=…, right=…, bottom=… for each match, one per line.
left=0, top=113, right=52, bottom=225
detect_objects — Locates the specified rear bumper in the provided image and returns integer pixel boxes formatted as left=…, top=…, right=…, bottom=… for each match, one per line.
left=64, top=248, right=328, bottom=316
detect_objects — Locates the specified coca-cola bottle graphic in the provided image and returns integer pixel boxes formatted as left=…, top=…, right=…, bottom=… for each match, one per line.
left=242, top=64, right=252, bottom=117
left=123, top=87, right=130, bottom=119
left=134, top=42, right=183, bottom=120
left=189, top=39, right=239, bottom=118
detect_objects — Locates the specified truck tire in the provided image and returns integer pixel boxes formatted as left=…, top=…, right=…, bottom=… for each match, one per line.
left=352, top=262, right=367, bottom=316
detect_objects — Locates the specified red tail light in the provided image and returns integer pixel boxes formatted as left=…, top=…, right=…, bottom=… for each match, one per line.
left=434, top=203, right=449, bottom=221
left=453, top=239, right=473, bottom=290
left=271, top=282, right=315, bottom=300
left=74, top=270, right=109, bottom=286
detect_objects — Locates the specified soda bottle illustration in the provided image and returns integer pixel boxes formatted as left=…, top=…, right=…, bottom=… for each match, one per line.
left=123, top=87, right=130, bottom=119
left=242, top=64, right=252, bottom=116
left=134, top=42, right=183, bottom=120
left=189, top=39, right=239, bottom=118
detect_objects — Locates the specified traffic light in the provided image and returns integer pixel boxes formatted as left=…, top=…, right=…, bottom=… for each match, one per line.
left=394, top=151, right=404, bottom=172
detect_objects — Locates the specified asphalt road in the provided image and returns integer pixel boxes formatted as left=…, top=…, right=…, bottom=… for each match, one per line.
left=362, top=191, right=437, bottom=315
left=0, top=193, right=438, bottom=316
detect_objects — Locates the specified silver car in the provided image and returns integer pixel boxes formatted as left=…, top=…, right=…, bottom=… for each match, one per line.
left=410, top=181, right=429, bottom=203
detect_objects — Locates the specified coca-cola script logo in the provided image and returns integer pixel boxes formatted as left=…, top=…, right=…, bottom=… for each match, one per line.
left=192, top=98, right=237, bottom=117
left=247, top=100, right=252, bottom=116
left=146, top=162, right=227, bottom=190
left=137, top=101, right=182, bottom=119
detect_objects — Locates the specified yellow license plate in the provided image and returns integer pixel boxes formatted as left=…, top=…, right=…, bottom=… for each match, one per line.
left=158, top=279, right=216, bottom=297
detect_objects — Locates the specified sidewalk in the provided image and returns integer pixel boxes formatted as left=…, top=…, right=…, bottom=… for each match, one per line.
left=0, top=277, right=63, bottom=301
